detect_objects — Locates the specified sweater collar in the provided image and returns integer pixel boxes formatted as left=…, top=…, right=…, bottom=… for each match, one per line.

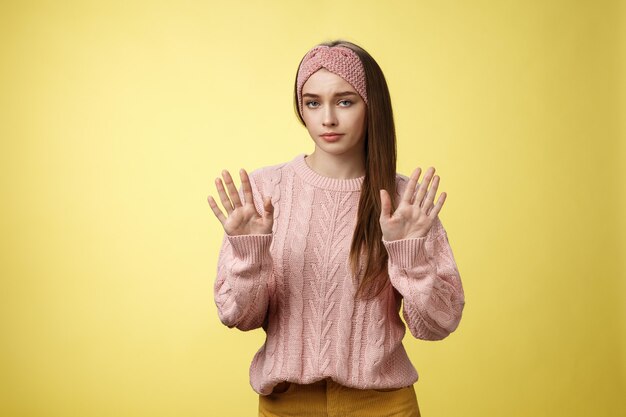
left=290, top=154, right=365, bottom=192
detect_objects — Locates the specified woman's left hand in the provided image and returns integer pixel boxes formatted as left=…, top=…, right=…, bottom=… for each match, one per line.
left=379, top=167, right=447, bottom=241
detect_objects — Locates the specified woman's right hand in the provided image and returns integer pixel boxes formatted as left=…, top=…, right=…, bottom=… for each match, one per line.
left=207, top=169, right=274, bottom=236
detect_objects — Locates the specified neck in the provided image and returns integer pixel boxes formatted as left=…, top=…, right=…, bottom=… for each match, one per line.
left=305, top=149, right=366, bottom=179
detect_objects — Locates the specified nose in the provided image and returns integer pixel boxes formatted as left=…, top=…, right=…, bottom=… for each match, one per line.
left=322, top=106, right=337, bottom=127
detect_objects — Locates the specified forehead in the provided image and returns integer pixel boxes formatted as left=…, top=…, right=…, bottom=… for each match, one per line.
left=302, top=68, right=357, bottom=94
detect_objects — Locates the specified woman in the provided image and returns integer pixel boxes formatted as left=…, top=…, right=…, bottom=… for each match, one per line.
left=207, top=39, right=465, bottom=417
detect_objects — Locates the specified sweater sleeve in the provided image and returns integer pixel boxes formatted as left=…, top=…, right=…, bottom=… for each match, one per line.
left=213, top=171, right=274, bottom=331
left=383, top=217, right=465, bottom=341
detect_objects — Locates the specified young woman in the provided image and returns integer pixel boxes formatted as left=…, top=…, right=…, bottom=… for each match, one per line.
left=207, top=40, right=465, bottom=417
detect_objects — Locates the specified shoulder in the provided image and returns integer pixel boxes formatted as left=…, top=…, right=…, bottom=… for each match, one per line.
left=248, top=161, right=289, bottom=180
left=246, top=159, right=293, bottom=195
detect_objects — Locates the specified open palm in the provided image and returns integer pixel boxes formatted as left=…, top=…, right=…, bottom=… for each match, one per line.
left=207, top=169, right=274, bottom=236
left=380, top=167, right=446, bottom=241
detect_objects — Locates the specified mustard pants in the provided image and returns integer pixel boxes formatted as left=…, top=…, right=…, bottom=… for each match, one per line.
left=258, top=378, right=421, bottom=417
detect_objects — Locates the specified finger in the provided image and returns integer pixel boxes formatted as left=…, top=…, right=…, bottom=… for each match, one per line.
left=215, top=177, right=234, bottom=214
left=401, top=168, right=421, bottom=204
left=380, top=189, right=392, bottom=221
left=428, top=192, right=446, bottom=217
left=410, top=182, right=420, bottom=204
left=207, top=195, right=227, bottom=225
left=422, top=175, right=440, bottom=212
left=240, top=169, right=254, bottom=206
left=222, top=170, right=243, bottom=208
left=414, top=167, right=435, bottom=207
left=263, top=196, right=274, bottom=220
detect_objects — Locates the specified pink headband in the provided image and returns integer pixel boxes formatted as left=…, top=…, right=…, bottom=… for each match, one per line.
left=296, top=45, right=368, bottom=117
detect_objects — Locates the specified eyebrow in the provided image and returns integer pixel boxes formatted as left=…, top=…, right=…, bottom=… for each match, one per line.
left=302, top=91, right=358, bottom=98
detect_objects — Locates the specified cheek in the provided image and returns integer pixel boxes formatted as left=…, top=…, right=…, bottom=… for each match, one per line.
left=302, top=111, right=315, bottom=128
left=357, top=111, right=367, bottom=132
left=302, top=114, right=317, bottom=136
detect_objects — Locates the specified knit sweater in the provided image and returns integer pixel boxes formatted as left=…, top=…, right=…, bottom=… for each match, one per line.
left=213, top=154, right=465, bottom=396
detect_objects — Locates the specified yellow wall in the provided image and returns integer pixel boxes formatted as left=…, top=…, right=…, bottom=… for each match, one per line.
left=1, top=1, right=624, bottom=416
left=618, top=0, right=626, bottom=410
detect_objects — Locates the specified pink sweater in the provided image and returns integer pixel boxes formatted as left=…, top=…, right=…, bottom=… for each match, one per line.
left=214, top=154, right=465, bottom=396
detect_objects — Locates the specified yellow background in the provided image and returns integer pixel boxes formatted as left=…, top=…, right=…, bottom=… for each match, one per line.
left=1, top=1, right=624, bottom=416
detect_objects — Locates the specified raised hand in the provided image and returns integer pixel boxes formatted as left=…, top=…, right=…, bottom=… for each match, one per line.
left=379, top=167, right=446, bottom=241
left=207, top=169, right=274, bottom=236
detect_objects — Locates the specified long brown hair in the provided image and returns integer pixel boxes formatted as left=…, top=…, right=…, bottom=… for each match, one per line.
left=293, top=39, right=397, bottom=300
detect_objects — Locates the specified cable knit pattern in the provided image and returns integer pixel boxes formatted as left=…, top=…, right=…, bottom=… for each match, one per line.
left=257, top=166, right=283, bottom=378
left=213, top=154, right=466, bottom=396
left=287, top=177, right=313, bottom=378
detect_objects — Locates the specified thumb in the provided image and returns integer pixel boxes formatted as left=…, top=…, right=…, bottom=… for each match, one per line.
left=262, top=196, right=274, bottom=219
left=379, top=189, right=392, bottom=221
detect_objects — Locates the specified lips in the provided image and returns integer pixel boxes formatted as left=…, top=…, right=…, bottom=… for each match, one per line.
left=320, top=133, right=344, bottom=142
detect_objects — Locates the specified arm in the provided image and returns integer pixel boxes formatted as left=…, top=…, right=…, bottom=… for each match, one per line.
left=383, top=217, right=465, bottom=340
left=214, top=231, right=273, bottom=331
left=209, top=169, right=274, bottom=331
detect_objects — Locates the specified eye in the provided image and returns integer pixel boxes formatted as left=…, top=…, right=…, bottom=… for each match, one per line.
left=338, top=100, right=353, bottom=107
left=305, top=101, right=319, bottom=108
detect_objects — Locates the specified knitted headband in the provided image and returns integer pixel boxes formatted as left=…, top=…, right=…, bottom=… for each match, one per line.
left=296, top=45, right=368, bottom=117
